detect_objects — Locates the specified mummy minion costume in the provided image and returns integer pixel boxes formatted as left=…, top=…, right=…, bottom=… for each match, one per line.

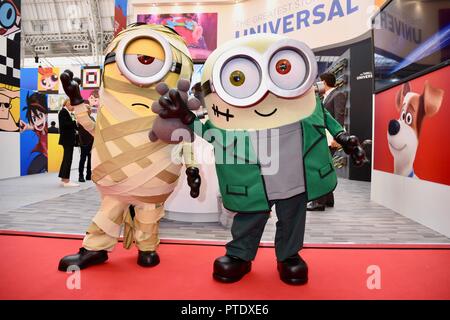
left=153, top=34, right=367, bottom=284
left=58, top=24, right=201, bottom=271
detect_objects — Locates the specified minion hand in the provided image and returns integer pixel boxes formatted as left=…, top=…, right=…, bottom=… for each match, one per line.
left=335, top=132, right=368, bottom=167
left=186, top=167, right=201, bottom=198
left=60, top=70, right=84, bottom=106
left=149, top=79, right=201, bottom=144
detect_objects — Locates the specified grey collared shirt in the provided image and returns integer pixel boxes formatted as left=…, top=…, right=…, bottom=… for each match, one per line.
left=249, top=122, right=305, bottom=200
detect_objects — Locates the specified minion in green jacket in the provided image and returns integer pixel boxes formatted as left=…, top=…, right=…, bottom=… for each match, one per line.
left=151, top=34, right=367, bottom=285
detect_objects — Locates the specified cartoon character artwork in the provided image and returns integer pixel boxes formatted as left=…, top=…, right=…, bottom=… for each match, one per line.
left=20, top=92, right=48, bottom=174
left=137, top=13, right=218, bottom=61
left=152, top=34, right=367, bottom=285
left=87, top=89, right=99, bottom=114
left=161, top=15, right=205, bottom=49
left=37, top=67, right=59, bottom=93
left=387, top=81, right=444, bottom=178
left=57, top=24, right=201, bottom=271
left=0, top=0, right=21, bottom=41
left=0, top=0, right=21, bottom=87
left=0, top=86, right=20, bottom=132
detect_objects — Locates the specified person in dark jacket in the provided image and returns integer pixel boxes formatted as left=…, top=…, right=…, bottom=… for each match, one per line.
left=77, top=105, right=95, bottom=182
left=58, top=99, right=79, bottom=187
left=48, top=121, right=59, bottom=133
left=307, top=72, right=347, bottom=211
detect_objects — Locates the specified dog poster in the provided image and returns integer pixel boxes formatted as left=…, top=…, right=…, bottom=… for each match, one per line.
left=374, top=66, right=450, bottom=186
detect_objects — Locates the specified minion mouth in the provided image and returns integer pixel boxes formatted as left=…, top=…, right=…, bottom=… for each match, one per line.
left=212, top=104, right=234, bottom=122
left=255, top=108, right=277, bottom=117
left=131, top=103, right=150, bottom=109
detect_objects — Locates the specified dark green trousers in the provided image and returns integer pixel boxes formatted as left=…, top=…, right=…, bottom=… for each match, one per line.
left=226, top=192, right=307, bottom=262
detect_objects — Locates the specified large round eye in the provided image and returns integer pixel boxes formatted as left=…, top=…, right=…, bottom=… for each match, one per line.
left=124, top=54, right=164, bottom=77
left=405, top=112, right=413, bottom=125
left=220, top=57, right=261, bottom=99
left=401, top=110, right=406, bottom=121
left=229, top=70, right=245, bottom=86
left=269, top=49, right=307, bottom=90
left=137, top=55, right=155, bottom=65
left=276, top=59, right=291, bottom=74
left=123, top=38, right=166, bottom=78
left=0, top=2, right=16, bottom=29
left=41, top=79, right=47, bottom=87
left=51, top=75, right=58, bottom=82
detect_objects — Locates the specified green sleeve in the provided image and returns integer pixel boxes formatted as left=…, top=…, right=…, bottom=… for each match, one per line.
left=323, top=106, right=345, bottom=137
left=189, top=117, right=209, bottom=138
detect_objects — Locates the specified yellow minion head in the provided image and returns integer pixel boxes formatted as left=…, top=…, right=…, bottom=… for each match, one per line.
left=102, top=23, right=193, bottom=116
left=201, top=34, right=317, bottom=130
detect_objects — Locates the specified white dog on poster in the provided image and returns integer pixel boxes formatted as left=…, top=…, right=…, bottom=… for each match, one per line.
left=387, top=81, right=444, bottom=178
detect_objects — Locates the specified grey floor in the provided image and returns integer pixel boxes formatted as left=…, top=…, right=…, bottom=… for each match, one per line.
left=0, top=170, right=449, bottom=244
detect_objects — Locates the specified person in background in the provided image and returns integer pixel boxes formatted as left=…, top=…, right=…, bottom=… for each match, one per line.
left=48, top=121, right=59, bottom=133
left=58, top=99, right=79, bottom=187
left=78, top=104, right=95, bottom=182
left=307, top=72, right=347, bottom=211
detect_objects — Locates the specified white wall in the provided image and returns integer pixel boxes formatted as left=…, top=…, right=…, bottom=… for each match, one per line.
left=371, top=170, right=450, bottom=239
left=0, top=132, right=21, bottom=179
left=165, top=135, right=221, bottom=222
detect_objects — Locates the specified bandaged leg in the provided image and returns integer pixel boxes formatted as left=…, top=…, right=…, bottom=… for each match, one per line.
left=82, top=195, right=128, bottom=251
left=133, top=202, right=165, bottom=252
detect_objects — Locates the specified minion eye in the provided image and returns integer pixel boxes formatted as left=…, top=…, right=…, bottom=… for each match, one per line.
left=138, top=55, right=155, bottom=65
left=220, top=57, right=261, bottom=99
left=229, top=70, right=245, bottom=86
left=269, top=49, right=307, bottom=90
left=276, top=59, right=291, bottom=74
left=124, top=54, right=164, bottom=78
left=114, top=30, right=177, bottom=86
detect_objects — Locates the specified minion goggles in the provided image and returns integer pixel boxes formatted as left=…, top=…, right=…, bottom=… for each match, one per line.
left=202, top=39, right=317, bottom=107
left=104, top=29, right=183, bottom=87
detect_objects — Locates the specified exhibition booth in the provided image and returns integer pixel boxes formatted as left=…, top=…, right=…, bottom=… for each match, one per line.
left=0, top=0, right=449, bottom=301
left=2, top=0, right=378, bottom=222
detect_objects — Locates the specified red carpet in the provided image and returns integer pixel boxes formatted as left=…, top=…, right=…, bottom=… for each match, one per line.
left=0, top=234, right=449, bottom=300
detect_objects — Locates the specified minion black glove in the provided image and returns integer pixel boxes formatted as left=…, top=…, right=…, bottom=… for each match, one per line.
left=335, top=132, right=368, bottom=167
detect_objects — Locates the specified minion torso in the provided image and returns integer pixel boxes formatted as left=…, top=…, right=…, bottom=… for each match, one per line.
left=90, top=89, right=183, bottom=204
left=83, top=24, right=193, bottom=205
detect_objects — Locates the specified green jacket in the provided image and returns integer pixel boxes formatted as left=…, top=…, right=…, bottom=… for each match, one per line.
left=191, top=97, right=344, bottom=213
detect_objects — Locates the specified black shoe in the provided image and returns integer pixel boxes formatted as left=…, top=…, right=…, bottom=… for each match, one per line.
left=325, top=201, right=334, bottom=208
left=307, top=201, right=325, bottom=211
left=58, top=247, right=108, bottom=271
left=85, top=173, right=91, bottom=181
left=277, top=254, right=308, bottom=285
left=137, top=251, right=160, bottom=267
left=78, top=176, right=85, bottom=183
left=213, top=255, right=251, bottom=283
